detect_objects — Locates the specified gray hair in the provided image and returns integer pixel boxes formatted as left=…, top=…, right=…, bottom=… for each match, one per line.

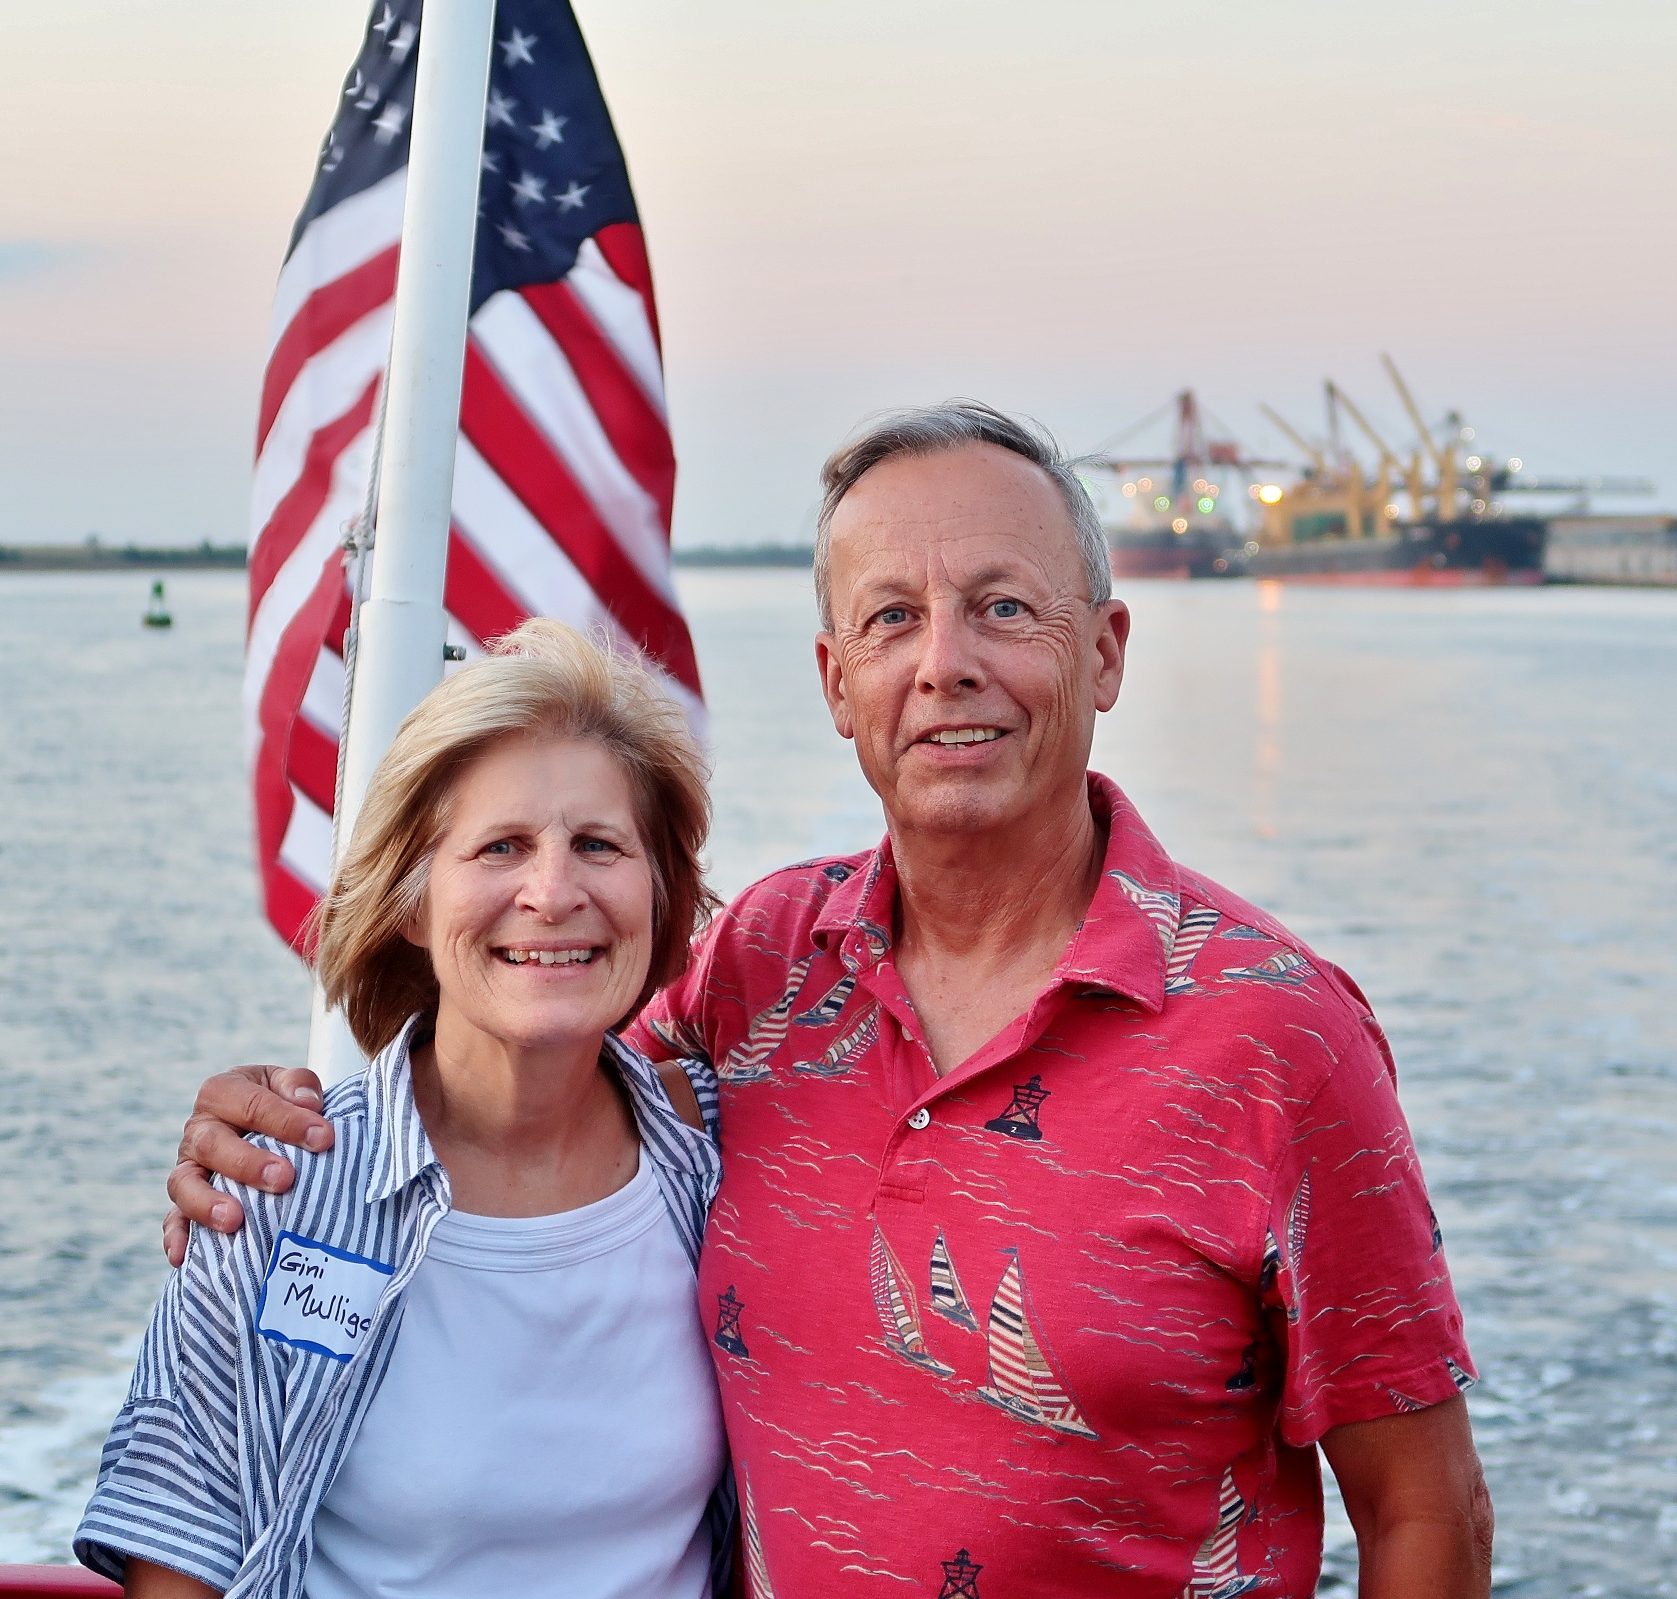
left=813, top=399, right=1112, bottom=629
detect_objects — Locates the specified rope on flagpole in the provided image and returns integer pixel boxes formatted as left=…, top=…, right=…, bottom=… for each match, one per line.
left=330, top=362, right=393, bottom=869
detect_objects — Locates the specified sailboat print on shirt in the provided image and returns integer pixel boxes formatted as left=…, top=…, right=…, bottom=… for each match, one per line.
left=719, top=954, right=814, bottom=1081
left=792, top=1005, right=878, bottom=1078
left=1219, top=950, right=1313, bottom=987
left=1164, top=906, right=1221, bottom=995
left=870, top=1225, right=954, bottom=1376
left=1178, top=1467, right=1261, bottom=1597
left=1283, top=1169, right=1311, bottom=1321
left=792, top=970, right=855, bottom=1027
left=975, top=1249, right=1098, bottom=1439
left=742, top=1473, right=776, bottom=1599
left=1108, top=868, right=1181, bottom=954
left=928, top=1230, right=979, bottom=1331
left=793, top=918, right=887, bottom=1027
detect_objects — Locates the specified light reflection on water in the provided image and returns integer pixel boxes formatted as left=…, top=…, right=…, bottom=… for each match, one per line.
left=1, top=569, right=1673, bottom=1594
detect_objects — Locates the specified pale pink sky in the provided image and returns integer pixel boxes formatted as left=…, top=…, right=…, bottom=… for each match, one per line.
left=2, top=0, right=1671, bottom=546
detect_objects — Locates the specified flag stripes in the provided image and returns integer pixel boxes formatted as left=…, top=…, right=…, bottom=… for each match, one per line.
left=244, top=1, right=702, bottom=954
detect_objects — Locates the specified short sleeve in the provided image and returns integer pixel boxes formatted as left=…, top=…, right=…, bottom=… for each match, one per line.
left=1264, top=1003, right=1476, bottom=1446
left=74, top=1205, right=253, bottom=1588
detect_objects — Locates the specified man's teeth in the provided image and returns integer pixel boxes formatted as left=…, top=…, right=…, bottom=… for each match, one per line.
left=926, top=728, right=1001, bottom=745
left=501, top=948, right=596, bottom=965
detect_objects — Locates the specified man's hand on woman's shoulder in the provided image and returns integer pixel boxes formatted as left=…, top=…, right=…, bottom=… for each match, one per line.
left=162, top=1066, right=335, bottom=1266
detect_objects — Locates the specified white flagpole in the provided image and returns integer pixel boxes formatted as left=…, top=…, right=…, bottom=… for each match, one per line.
left=307, top=0, right=498, bottom=1085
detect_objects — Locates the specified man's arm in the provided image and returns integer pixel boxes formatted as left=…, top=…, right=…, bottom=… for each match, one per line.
left=1321, top=1397, right=1493, bottom=1599
left=160, top=1068, right=333, bottom=1265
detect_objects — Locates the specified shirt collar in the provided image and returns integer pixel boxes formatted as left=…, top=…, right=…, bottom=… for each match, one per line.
left=362, top=1013, right=718, bottom=1204
left=364, top=1014, right=441, bottom=1205
left=812, top=845, right=897, bottom=972
left=807, top=772, right=1180, bottom=1013
left=1056, top=772, right=1181, bottom=1014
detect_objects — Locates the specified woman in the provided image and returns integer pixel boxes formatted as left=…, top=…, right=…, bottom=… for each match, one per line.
left=76, top=621, right=731, bottom=1599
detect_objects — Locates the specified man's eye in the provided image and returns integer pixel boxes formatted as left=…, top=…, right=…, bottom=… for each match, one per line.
left=874, top=606, right=910, bottom=627
left=989, top=598, right=1024, bottom=619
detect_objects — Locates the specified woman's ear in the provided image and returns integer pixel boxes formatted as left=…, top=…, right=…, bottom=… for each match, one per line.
left=399, top=876, right=431, bottom=950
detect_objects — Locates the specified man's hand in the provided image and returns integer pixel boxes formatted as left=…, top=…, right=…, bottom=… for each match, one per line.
left=1322, top=1396, right=1493, bottom=1598
left=162, top=1066, right=334, bottom=1266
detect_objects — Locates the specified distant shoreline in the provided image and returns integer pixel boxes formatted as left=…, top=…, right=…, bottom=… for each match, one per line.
left=0, top=543, right=813, bottom=573
left=0, top=544, right=248, bottom=572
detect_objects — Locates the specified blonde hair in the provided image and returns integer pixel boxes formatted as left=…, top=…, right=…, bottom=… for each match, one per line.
left=314, top=620, right=716, bottom=1056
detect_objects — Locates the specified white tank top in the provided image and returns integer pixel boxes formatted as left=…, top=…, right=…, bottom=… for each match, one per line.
left=305, top=1154, right=726, bottom=1599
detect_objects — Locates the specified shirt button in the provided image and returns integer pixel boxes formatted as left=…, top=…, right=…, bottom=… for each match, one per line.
left=907, top=1107, right=932, bottom=1130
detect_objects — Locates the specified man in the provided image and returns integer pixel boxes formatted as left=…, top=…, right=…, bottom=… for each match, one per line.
left=170, top=402, right=1492, bottom=1596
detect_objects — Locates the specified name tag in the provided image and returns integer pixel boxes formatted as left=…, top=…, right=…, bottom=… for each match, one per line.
left=256, top=1230, right=394, bottom=1361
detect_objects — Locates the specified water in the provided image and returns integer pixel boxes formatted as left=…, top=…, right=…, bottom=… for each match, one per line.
left=2, top=570, right=1674, bottom=1594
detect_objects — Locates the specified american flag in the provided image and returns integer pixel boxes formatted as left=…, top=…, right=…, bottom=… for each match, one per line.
left=246, top=0, right=701, bottom=952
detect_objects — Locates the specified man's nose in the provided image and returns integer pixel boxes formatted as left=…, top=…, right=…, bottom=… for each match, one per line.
left=915, top=603, right=987, bottom=695
left=515, top=845, right=588, bottom=918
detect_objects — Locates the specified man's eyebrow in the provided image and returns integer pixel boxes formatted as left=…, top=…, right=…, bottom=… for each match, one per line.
left=847, top=576, right=914, bottom=608
left=964, top=564, right=1033, bottom=589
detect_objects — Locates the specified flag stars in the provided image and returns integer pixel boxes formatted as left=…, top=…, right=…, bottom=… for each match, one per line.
left=555, top=181, right=589, bottom=212
left=498, top=222, right=532, bottom=252
left=510, top=171, right=546, bottom=206
left=499, top=28, right=537, bottom=68
left=531, top=110, right=567, bottom=149
left=481, top=149, right=502, bottom=175
left=371, top=103, right=408, bottom=144
left=371, top=4, right=396, bottom=35
left=346, top=69, right=378, bottom=111
left=388, top=22, right=416, bottom=62
left=486, top=89, right=518, bottom=128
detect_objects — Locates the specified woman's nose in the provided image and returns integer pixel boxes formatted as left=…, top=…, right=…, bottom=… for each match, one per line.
left=515, top=846, right=588, bottom=918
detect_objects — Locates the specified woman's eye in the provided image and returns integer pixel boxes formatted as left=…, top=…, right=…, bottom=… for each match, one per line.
left=480, top=839, right=515, bottom=857
left=577, top=836, right=619, bottom=856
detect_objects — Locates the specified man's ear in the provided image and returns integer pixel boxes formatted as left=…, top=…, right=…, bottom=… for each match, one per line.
left=1092, top=600, right=1129, bottom=713
left=815, top=632, right=855, bottom=740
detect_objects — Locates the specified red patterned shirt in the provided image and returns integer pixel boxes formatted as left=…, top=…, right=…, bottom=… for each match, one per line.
left=628, top=774, right=1473, bottom=1599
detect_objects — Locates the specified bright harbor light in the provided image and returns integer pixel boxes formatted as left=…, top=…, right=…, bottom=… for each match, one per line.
left=1257, top=483, right=1284, bottom=504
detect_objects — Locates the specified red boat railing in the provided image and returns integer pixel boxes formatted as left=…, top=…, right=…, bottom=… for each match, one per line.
left=0, top=1569, right=119, bottom=1596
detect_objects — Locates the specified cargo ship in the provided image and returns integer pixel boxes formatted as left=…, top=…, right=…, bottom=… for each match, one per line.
left=1083, top=391, right=1279, bottom=580
left=1243, top=357, right=1651, bottom=585
left=1089, top=361, right=1653, bottom=586
left=1245, top=513, right=1548, bottom=586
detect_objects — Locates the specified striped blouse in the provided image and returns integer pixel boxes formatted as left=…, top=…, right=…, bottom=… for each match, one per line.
left=74, top=1017, right=731, bottom=1598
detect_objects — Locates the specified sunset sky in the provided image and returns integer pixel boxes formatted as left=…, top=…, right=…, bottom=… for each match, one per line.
left=2, top=0, right=1671, bottom=547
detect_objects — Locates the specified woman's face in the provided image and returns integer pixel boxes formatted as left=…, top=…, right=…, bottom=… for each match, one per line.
left=408, top=733, right=655, bottom=1057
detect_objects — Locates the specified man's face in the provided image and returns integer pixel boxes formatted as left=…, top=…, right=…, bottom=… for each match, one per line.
left=815, top=442, right=1128, bottom=845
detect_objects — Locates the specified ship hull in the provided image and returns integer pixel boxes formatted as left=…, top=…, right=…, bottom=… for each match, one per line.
left=1245, top=517, right=1546, bottom=585
left=1107, top=528, right=1245, bottom=581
